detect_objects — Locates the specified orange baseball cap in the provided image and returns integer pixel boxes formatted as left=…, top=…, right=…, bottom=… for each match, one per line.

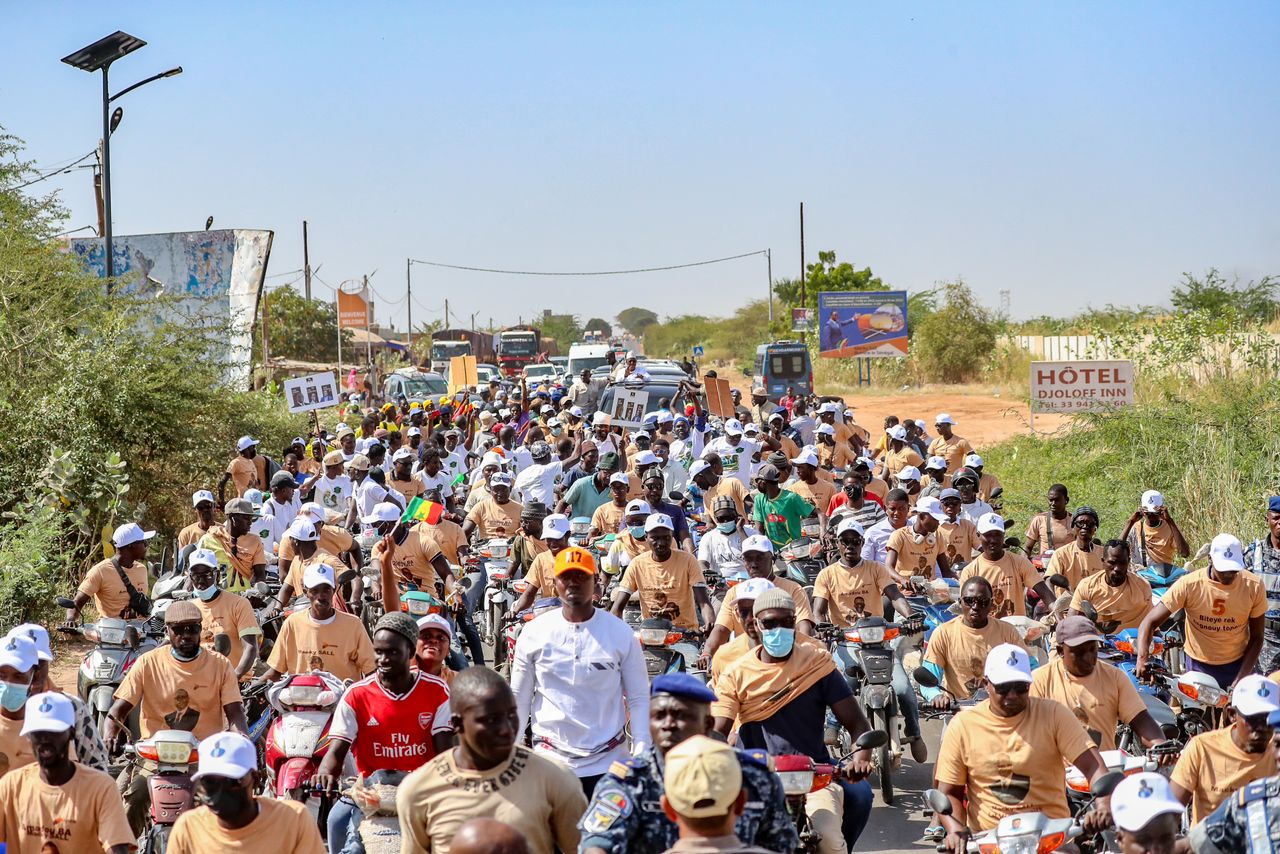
left=554, top=546, right=597, bottom=576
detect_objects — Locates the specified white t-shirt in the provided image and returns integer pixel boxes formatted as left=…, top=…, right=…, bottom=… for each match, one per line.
left=510, top=608, right=651, bottom=776
left=505, top=445, right=533, bottom=477
left=669, top=430, right=706, bottom=472
left=263, top=496, right=300, bottom=544
left=705, top=437, right=762, bottom=487
left=696, top=526, right=759, bottom=577
left=415, top=469, right=455, bottom=500
left=862, top=518, right=898, bottom=564
left=515, top=461, right=562, bottom=507
left=253, top=513, right=278, bottom=557
left=442, top=449, right=468, bottom=483
left=960, top=499, right=994, bottom=525
left=313, top=474, right=353, bottom=515
left=790, top=415, right=817, bottom=446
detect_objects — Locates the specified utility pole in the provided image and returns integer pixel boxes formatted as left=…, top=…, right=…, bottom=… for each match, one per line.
left=363, top=274, right=372, bottom=369
left=406, top=258, right=413, bottom=356
left=471, top=312, right=478, bottom=330
left=766, top=248, right=773, bottom=322
left=444, top=299, right=450, bottom=328
left=303, top=220, right=312, bottom=300
left=799, top=203, right=806, bottom=305
left=93, top=142, right=106, bottom=236
left=261, top=287, right=270, bottom=366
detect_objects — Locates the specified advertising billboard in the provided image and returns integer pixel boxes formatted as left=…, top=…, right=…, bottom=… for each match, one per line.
left=817, top=291, right=909, bottom=358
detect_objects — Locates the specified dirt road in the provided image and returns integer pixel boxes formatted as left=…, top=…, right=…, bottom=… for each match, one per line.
left=711, top=362, right=1067, bottom=446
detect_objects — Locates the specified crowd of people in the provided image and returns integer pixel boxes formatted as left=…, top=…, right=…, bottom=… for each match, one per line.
left=4, top=355, right=1280, bottom=853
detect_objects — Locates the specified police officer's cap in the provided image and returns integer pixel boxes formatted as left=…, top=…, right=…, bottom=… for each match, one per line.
left=651, top=673, right=717, bottom=704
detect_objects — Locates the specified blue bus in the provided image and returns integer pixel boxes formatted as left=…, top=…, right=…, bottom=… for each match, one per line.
left=752, top=341, right=813, bottom=401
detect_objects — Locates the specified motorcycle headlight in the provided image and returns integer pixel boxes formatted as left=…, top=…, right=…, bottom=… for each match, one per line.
left=638, top=628, right=668, bottom=646
left=856, top=625, right=885, bottom=645
left=281, top=684, right=322, bottom=707
left=98, top=625, right=127, bottom=645
left=407, top=599, right=431, bottom=615
left=155, top=740, right=197, bottom=765
left=487, top=542, right=510, bottom=559
left=777, top=771, right=815, bottom=797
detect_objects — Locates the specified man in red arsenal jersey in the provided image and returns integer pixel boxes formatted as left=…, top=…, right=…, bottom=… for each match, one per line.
left=314, top=612, right=454, bottom=851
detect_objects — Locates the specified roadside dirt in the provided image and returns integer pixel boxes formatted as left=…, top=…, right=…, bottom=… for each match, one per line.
left=50, top=635, right=92, bottom=693
left=711, top=363, right=1068, bottom=446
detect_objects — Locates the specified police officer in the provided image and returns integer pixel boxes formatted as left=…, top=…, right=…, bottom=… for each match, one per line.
left=578, top=673, right=797, bottom=854
left=1191, top=710, right=1280, bottom=853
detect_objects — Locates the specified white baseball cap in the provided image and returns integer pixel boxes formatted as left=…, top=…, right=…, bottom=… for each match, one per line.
left=688, top=460, right=711, bottom=478
left=887, top=425, right=908, bottom=442
left=20, top=692, right=75, bottom=736
left=633, top=451, right=660, bottom=466
left=656, top=410, right=673, bottom=423
left=1110, top=772, right=1184, bottom=833
left=741, top=534, right=774, bottom=554
left=191, top=490, right=216, bottom=507
left=416, top=613, right=454, bottom=639
left=362, top=502, right=403, bottom=525
left=724, top=418, right=744, bottom=436
left=1232, top=674, right=1280, bottom=715
left=984, top=643, right=1033, bottom=684
left=935, top=413, right=956, bottom=425
left=303, top=562, right=337, bottom=590
left=299, top=502, right=328, bottom=523
left=192, top=731, right=258, bottom=781
left=236, top=435, right=259, bottom=452
left=540, top=404, right=556, bottom=415
left=8, top=625, right=52, bottom=663
left=541, top=514, right=571, bottom=539
left=835, top=517, right=866, bottom=538
left=644, top=513, right=674, bottom=533
left=896, top=465, right=921, bottom=483
left=490, top=472, right=514, bottom=487
left=480, top=451, right=506, bottom=469
left=1210, top=533, right=1246, bottom=572
left=392, top=447, right=415, bottom=462
left=609, top=472, right=630, bottom=486
left=976, top=512, right=1006, bottom=535
left=914, top=496, right=948, bottom=521
left=815, top=423, right=836, bottom=436
left=407, top=426, right=422, bottom=437
left=188, top=548, right=219, bottom=570
left=819, top=402, right=840, bottom=414
left=926, top=456, right=947, bottom=470
left=570, top=406, right=585, bottom=418
left=964, top=453, right=984, bottom=468
left=0, top=634, right=38, bottom=673
left=112, top=522, right=156, bottom=548
left=625, top=499, right=653, bottom=516
left=736, top=577, right=775, bottom=600
left=285, top=519, right=319, bottom=542
left=1140, top=489, right=1165, bottom=511
left=792, top=449, right=820, bottom=468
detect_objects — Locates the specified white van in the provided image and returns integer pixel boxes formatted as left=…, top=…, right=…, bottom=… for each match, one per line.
left=566, top=343, right=612, bottom=378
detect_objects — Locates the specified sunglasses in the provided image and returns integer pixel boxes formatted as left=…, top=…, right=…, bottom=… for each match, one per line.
left=757, top=616, right=796, bottom=630
left=961, top=596, right=992, bottom=607
left=991, top=681, right=1030, bottom=696
left=838, top=536, right=864, bottom=547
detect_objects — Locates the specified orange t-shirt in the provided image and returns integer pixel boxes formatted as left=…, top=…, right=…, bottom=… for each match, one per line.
left=465, top=498, right=523, bottom=539
left=114, top=647, right=242, bottom=739
left=77, top=558, right=149, bottom=620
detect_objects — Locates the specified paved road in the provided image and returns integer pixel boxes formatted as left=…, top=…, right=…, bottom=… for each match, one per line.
left=859, top=718, right=945, bottom=854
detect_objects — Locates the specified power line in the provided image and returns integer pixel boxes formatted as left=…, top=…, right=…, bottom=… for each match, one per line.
left=407, top=249, right=768, bottom=277
left=10, top=150, right=96, bottom=191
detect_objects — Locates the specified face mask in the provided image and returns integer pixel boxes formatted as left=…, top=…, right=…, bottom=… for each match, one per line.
left=0, top=681, right=29, bottom=712
left=551, top=428, right=563, bottom=437
left=199, top=784, right=253, bottom=817
left=194, top=584, right=219, bottom=601
left=170, top=646, right=200, bottom=663
left=760, top=627, right=795, bottom=657
left=629, top=525, right=647, bottom=539
left=717, top=521, right=738, bottom=534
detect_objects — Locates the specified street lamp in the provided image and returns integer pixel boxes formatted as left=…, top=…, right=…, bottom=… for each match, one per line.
left=62, top=31, right=182, bottom=281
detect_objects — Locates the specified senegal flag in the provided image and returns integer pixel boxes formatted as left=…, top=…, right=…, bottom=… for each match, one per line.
left=401, top=496, right=445, bottom=524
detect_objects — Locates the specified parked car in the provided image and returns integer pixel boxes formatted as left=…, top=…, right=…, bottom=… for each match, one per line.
left=383, top=368, right=448, bottom=404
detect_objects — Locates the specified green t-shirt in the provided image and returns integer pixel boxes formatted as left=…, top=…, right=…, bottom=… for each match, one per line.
left=563, top=474, right=611, bottom=521
left=752, top=488, right=815, bottom=546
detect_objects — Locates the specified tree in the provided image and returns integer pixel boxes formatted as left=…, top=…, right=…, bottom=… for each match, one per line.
left=263, top=285, right=352, bottom=362
left=910, top=279, right=997, bottom=383
left=1171, top=269, right=1277, bottom=325
left=616, top=307, right=659, bottom=335
left=584, top=317, right=612, bottom=338
left=773, top=250, right=887, bottom=313
left=538, top=313, right=582, bottom=353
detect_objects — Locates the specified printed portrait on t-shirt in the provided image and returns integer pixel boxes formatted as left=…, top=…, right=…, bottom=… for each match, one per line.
left=164, top=688, right=201, bottom=732
left=990, top=751, right=1032, bottom=806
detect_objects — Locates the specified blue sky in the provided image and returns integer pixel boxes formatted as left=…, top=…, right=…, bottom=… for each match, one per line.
left=5, top=2, right=1278, bottom=329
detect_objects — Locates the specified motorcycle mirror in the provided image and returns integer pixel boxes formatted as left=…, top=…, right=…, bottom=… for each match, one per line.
left=1091, top=770, right=1125, bottom=798
left=669, top=491, right=686, bottom=503
left=913, top=666, right=940, bottom=688
left=253, top=581, right=270, bottom=597
left=854, top=729, right=888, bottom=750
left=1003, top=536, right=1021, bottom=550
left=1078, top=600, right=1099, bottom=623
left=990, top=488, right=1003, bottom=500
left=924, top=788, right=953, bottom=817
left=337, top=568, right=358, bottom=587
left=1047, top=573, right=1071, bottom=591
left=213, top=633, right=231, bottom=657
left=55, top=596, right=76, bottom=609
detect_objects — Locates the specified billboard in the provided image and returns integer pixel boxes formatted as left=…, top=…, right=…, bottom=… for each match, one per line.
left=791, top=308, right=814, bottom=332
left=65, top=229, right=273, bottom=386
left=1030, top=360, right=1134, bottom=414
left=337, top=287, right=370, bottom=328
left=817, top=291, right=909, bottom=358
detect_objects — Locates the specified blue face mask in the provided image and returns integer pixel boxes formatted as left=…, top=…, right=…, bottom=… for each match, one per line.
left=717, top=521, right=738, bottom=534
left=760, top=627, right=795, bottom=657
left=629, top=525, right=647, bottom=539
left=551, top=428, right=563, bottom=437
left=0, top=681, right=29, bottom=712
left=194, top=584, right=219, bottom=601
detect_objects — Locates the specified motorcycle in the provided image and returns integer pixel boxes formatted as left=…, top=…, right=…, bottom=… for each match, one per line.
left=775, top=730, right=887, bottom=854
left=637, top=616, right=688, bottom=678
left=924, top=768, right=1123, bottom=854
left=127, top=730, right=201, bottom=854
left=470, top=538, right=511, bottom=651
left=55, top=599, right=158, bottom=736
left=264, top=671, right=345, bottom=801
left=568, top=516, right=593, bottom=548
left=777, top=537, right=825, bottom=594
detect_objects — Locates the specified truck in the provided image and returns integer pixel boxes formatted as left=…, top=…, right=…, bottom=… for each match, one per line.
left=495, top=326, right=542, bottom=376
left=428, top=339, right=472, bottom=374
left=566, top=342, right=612, bottom=378
left=429, top=328, right=494, bottom=367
